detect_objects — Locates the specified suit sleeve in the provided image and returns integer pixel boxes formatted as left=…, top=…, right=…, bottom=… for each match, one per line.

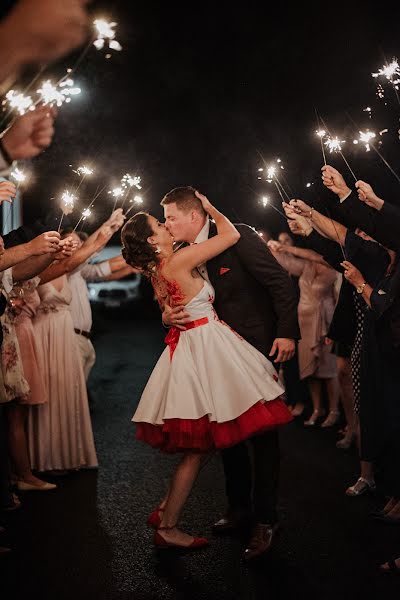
left=303, top=230, right=343, bottom=271
left=234, top=224, right=300, bottom=339
left=329, top=192, right=399, bottom=250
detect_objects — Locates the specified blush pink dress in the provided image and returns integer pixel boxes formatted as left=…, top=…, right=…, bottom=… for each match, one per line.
left=28, top=276, right=98, bottom=471
left=11, top=278, right=48, bottom=406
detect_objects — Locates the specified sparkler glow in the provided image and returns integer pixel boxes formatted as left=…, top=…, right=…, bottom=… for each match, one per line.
left=82, top=208, right=92, bottom=220
left=75, top=166, right=94, bottom=177
left=324, top=136, right=345, bottom=153
left=10, top=167, right=26, bottom=184
left=121, top=174, right=142, bottom=190
left=354, top=130, right=376, bottom=152
left=133, top=195, right=143, bottom=204
left=4, top=90, right=33, bottom=115
left=60, top=191, right=76, bottom=213
left=36, top=78, right=81, bottom=107
left=266, top=166, right=276, bottom=181
left=372, top=59, right=400, bottom=87
left=109, top=187, right=123, bottom=198
left=261, top=196, right=269, bottom=207
left=93, top=19, right=122, bottom=52
left=316, top=129, right=326, bottom=138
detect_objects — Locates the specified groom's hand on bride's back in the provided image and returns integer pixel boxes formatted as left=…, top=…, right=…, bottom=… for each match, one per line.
left=162, top=304, right=191, bottom=330
left=269, top=338, right=295, bottom=363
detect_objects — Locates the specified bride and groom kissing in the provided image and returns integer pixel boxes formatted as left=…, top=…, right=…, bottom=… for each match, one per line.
left=121, top=186, right=299, bottom=558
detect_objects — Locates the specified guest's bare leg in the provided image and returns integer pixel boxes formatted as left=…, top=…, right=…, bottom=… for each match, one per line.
left=336, top=357, right=355, bottom=444
left=5, top=404, right=48, bottom=487
left=159, top=452, right=204, bottom=545
left=321, top=377, right=340, bottom=427
left=304, top=378, right=323, bottom=425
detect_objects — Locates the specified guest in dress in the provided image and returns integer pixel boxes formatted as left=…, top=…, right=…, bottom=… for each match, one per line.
left=4, top=276, right=55, bottom=490
left=268, top=241, right=340, bottom=427
left=28, top=274, right=98, bottom=472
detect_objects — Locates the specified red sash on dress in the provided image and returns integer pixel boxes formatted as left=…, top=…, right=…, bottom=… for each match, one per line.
left=165, top=317, right=209, bottom=360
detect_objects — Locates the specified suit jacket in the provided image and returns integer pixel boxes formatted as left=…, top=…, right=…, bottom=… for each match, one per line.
left=206, top=223, right=300, bottom=355
left=328, top=192, right=400, bottom=251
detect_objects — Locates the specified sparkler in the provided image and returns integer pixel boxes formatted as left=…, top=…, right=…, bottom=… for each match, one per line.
left=36, top=78, right=81, bottom=107
left=125, top=195, right=145, bottom=217
left=4, top=90, right=33, bottom=115
left=10, top=167, right=26, bottom=186
left=109, top=186, right=123, bottom=211
left=319, top=116, right=357, bottom=182
left=315, top=129, right=327, bottom=165
left=353, top=130, right=376, bottom=152
left=260, top=195, right=286, bottom=218
left=58, top=190, right=76, bottom=232
left=372, top=59, right=400, bottom=105
left=93, top=19, right=122, bottom=52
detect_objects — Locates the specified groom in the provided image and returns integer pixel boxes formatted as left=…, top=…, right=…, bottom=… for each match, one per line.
left=161, top=186, right=299, bottom=560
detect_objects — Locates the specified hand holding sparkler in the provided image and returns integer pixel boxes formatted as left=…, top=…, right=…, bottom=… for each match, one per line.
left=355, top=180, right=384, bottom=211
left=321, top=165, right=352, bottom=200
left=1, top=107, right=56, bottom=161
left=26, top=231, right=61, bottom=256
left=289, top=199, right=313, bottom=217
left=0, top=182, right=17, bottom=204
left=282, top=203, right=313, bottom=237
left=105, top=208, right=125, bottom=233
left=267, top=240, right=284, bottom=253
left=340, top=260, right=365, bottom=289
left=54, top=236, right=77, bottom=260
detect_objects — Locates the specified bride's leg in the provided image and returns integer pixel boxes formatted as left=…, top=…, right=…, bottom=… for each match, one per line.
left=158, top=452, right=213, bottom=510
left=158, top=452, right=204, bottom=545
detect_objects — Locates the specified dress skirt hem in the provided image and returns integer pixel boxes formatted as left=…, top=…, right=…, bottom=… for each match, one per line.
left=135, top=398, right=292, bottom=453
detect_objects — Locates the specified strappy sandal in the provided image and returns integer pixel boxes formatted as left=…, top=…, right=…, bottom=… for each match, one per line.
left=345, top=477, right=376, bottom=497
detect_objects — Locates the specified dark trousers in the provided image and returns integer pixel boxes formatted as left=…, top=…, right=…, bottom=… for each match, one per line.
left=281, top=351, right=309, bottom=407
left=221, top=429, right=280, bottom=524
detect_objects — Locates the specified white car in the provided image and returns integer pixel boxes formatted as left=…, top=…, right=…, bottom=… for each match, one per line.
left=87, top=245, right=141, bottom=308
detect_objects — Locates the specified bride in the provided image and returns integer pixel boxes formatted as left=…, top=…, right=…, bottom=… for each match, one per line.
left=121, top=191, right=292, bottom=550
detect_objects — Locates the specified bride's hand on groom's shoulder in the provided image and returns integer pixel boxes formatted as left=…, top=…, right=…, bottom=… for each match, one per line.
left=162, top=304, right=191, bottom=330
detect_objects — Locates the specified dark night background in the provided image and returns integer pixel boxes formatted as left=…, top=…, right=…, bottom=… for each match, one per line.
left=3, top=1, right=400, bottom=237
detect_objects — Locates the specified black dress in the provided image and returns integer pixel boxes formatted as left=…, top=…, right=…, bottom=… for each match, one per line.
left=345, top=235, right=400, bottom=497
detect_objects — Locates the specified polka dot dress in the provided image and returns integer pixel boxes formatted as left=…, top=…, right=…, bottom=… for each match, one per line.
left=350, top=292, right=366, bottom=414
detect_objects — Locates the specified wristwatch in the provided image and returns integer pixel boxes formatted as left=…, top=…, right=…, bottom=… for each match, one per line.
left=356, top=282, right=367, bottom=294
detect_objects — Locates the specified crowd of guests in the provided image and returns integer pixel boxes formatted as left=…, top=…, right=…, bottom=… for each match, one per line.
left=265, top=164, right=400, bottom=573
left=0, top=0, right=138, bottom=557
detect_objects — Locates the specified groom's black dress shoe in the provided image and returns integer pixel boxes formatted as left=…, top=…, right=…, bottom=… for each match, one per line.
left=243, top=522, right=279, bottom=561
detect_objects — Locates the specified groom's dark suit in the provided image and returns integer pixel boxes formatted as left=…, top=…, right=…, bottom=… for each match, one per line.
left=206, top=222, right=299, bottom=524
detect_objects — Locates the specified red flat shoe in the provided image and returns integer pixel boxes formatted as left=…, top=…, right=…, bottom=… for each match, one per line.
left=147, top=506, right=164, bottom=528
left=154, top=525, right=209, bottom=550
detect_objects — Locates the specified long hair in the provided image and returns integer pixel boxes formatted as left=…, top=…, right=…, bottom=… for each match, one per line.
left=121, top=212, right=160, bottom=277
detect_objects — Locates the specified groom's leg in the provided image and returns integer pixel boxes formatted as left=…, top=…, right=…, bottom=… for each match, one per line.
left=251, top=429, right=280, bottom=524
left=221, top=441, right=252, bottom=513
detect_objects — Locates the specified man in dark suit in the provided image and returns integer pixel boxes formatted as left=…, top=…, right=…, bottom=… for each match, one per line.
left=161, top=186, right=299, bottom=560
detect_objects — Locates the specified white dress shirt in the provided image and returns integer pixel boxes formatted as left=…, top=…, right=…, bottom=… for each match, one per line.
left=194, top=218, right=210, bottom=282
left=68, top=260, right=111, bottom=332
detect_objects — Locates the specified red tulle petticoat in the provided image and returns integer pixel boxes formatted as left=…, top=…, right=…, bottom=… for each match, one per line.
left=135, top=398, right=293, bottom=453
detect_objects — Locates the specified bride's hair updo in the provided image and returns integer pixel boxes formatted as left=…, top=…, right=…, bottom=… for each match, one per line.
left=121, top=212, right=160, bottom=277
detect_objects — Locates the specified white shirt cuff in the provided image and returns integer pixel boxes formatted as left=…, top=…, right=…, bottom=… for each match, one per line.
left=339, top=190, right=352, bottom=203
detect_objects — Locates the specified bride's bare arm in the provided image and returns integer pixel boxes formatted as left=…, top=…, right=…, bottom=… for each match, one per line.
left=168, top=191, right=240, bottom=272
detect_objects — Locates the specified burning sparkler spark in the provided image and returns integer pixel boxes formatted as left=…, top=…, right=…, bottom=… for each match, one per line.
left=372, top=59, right=400, bottom=86
left=121, top=174, right=142, bottom=190
left=4, top=90, right=33, bottom=115
left=37, top=78, right=81, bottom=107
left=354, top=130, right=376, bottom=152
left=82, top=208, right=92, bottom=220
left=109, top=187, right=123, bottom=198
left=261, top=196, right=269, bottom=207
left=324, top=136, right=345, bottom=153
left=10, top=167, right=26, bottom=184
left=75, top=166, right=94, bottom=177
left=60, top=190, right=75, bottom=213
left=93, top=19, right=122, bottom=52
